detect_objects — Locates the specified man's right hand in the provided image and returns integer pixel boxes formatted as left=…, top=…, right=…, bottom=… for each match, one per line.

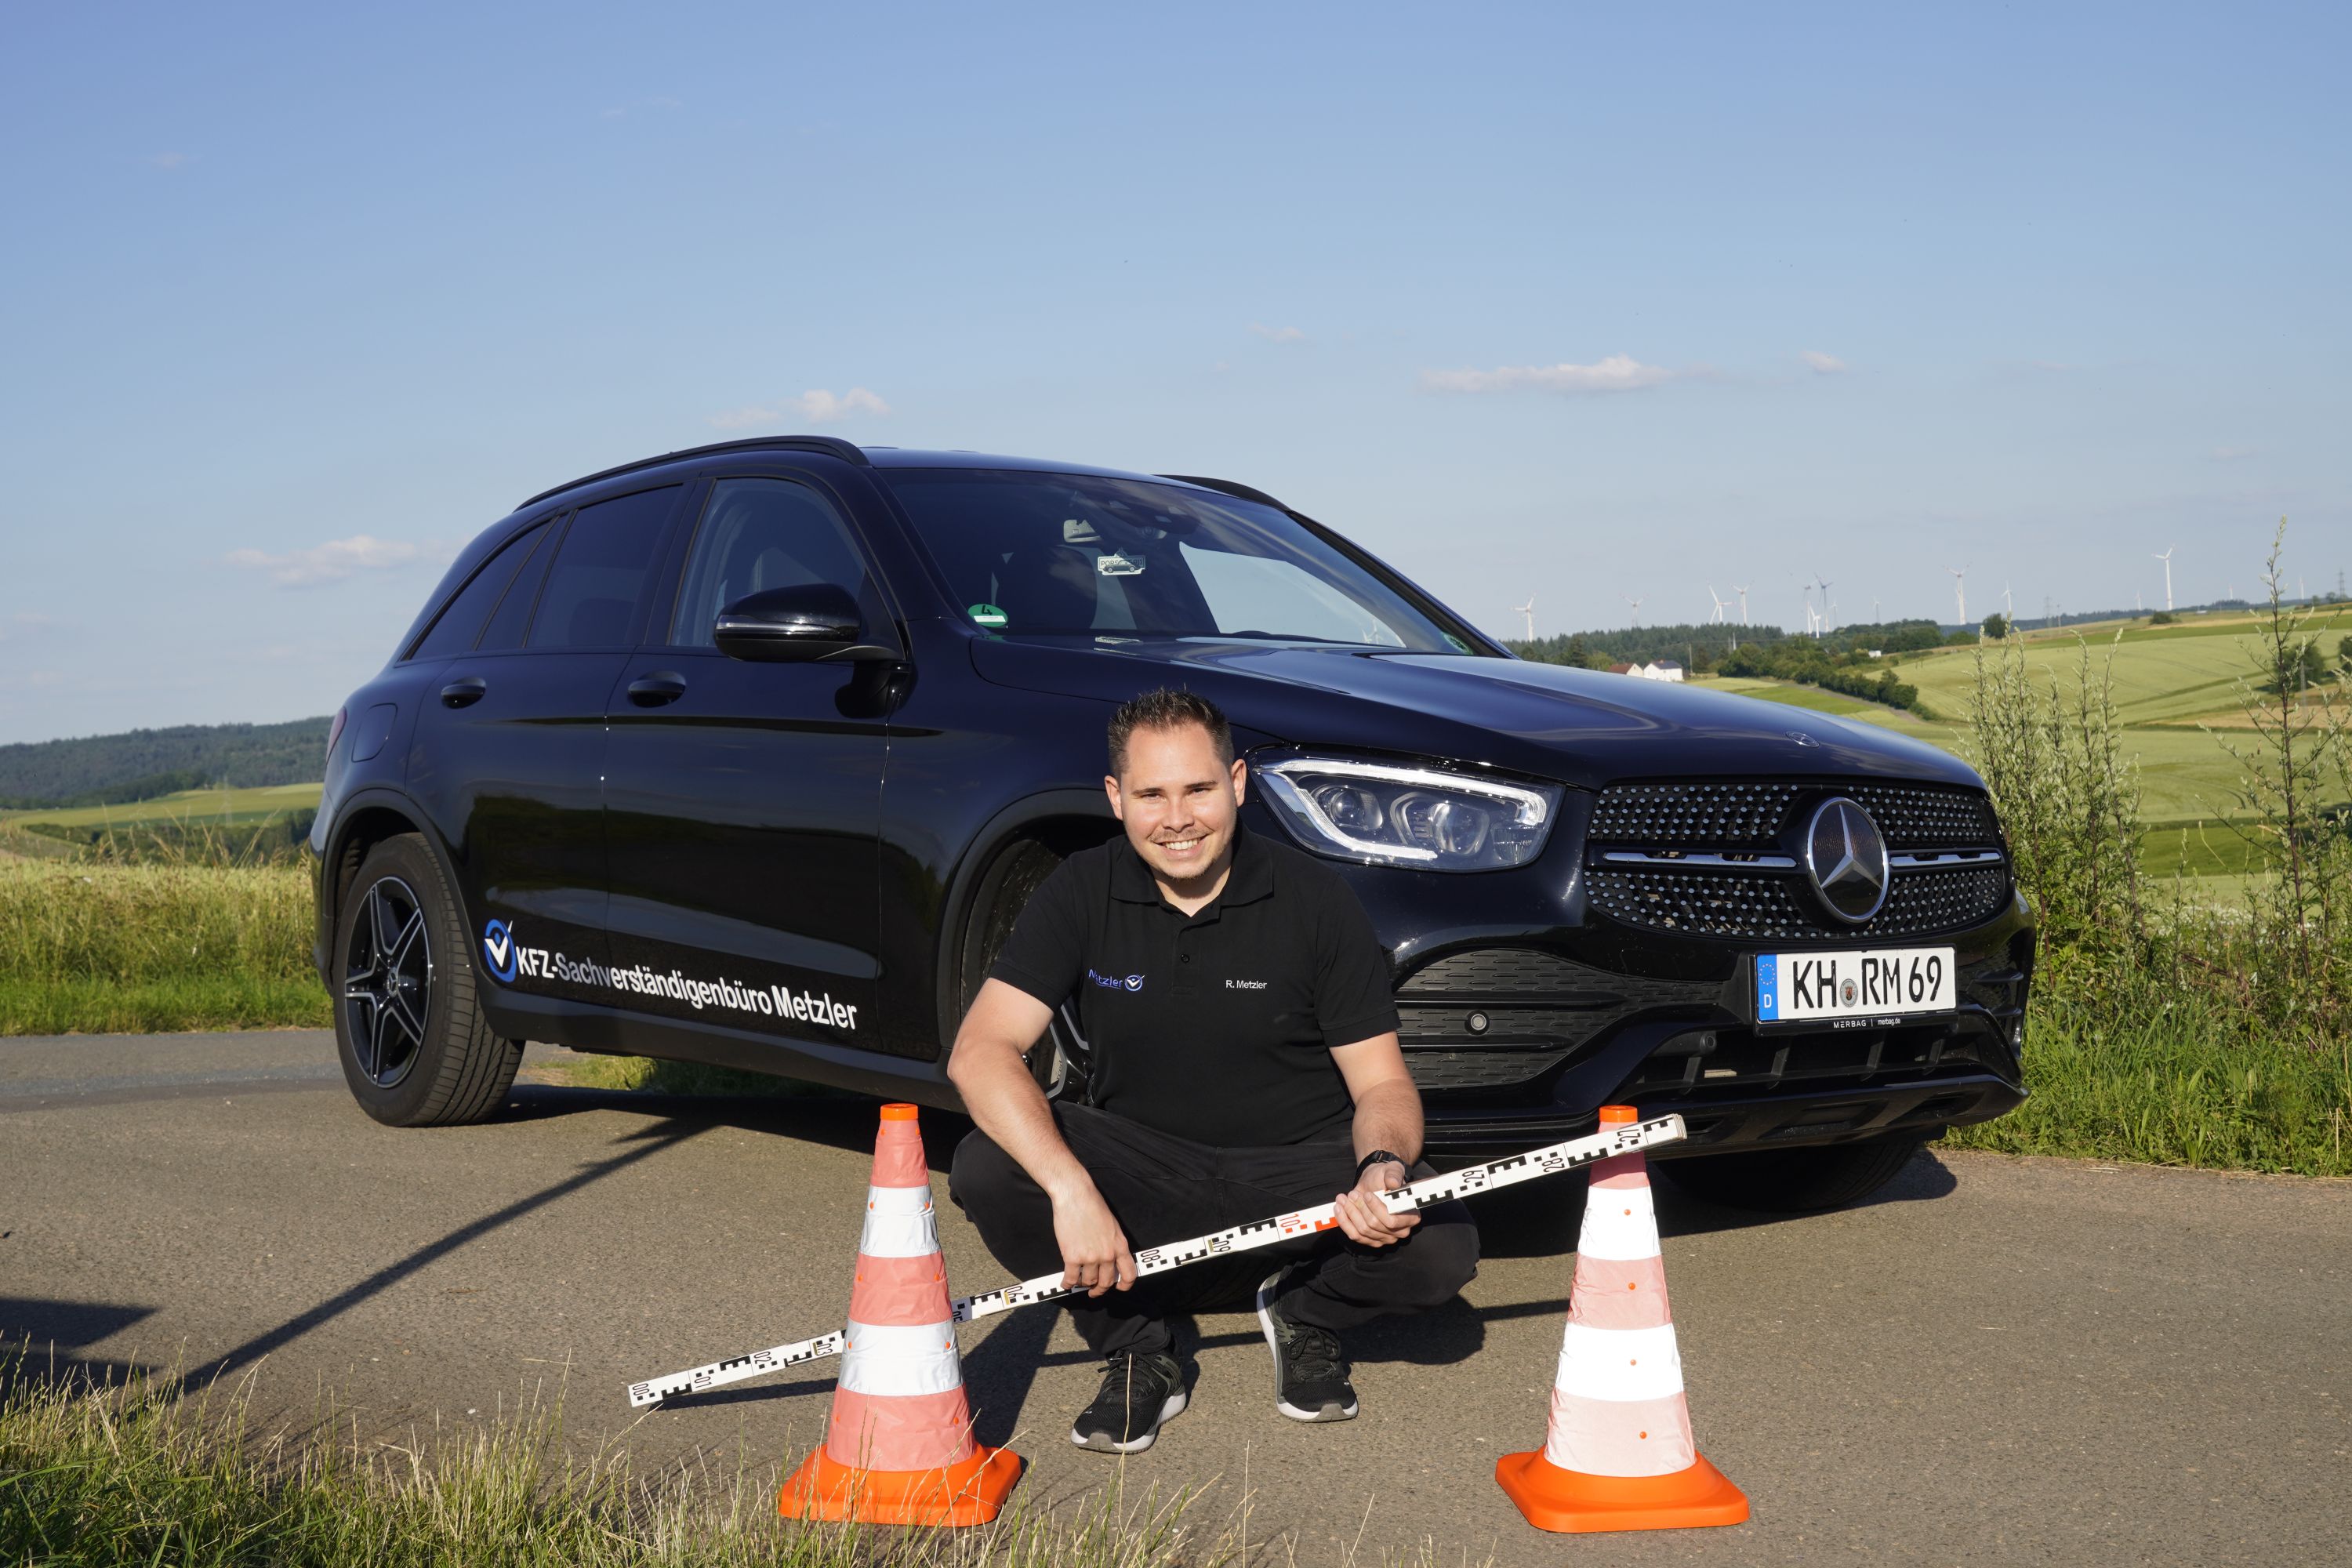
left=1052, top=1184, right=1137, bottom=1297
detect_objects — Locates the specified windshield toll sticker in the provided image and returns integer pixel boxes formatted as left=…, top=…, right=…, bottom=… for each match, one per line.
left=1094, top=551, right=1144, bottom=577
left=476, top=923, right=857, bottom=1031
left=967, top=602, right=1007, bottom=629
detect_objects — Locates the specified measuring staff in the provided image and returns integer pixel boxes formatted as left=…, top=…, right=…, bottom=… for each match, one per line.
left=947, top=688, right=1479, bottom=1455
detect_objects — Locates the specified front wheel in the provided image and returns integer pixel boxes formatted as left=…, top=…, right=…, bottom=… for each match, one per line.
left=962, top=837, right=1091, bottom=1103
left=1658, top=1134, right=1928, bottom=1213
left=332, top=833, right=522, bottom=1127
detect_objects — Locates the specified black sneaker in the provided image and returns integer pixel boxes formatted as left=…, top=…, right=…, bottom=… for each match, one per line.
left=1069, top=1349, right=1188, bottom=1454
left=1255, top=1269, right=1359, bottom=1422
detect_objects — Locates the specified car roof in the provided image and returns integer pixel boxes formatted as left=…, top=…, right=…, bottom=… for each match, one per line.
left=519, top=436, right=1238, bottom=511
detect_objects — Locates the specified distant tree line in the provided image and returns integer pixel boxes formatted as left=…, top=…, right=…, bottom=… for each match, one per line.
left=1506, top=622, right=1791, bottom=670
left=1508, top=618, right=1948, bottom=692
left=1719, top=637, right=1929, bottom=714
left=0, top=717, right=332, bottom=809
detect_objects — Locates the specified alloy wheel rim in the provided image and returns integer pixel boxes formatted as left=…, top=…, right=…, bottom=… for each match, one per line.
left=342, top=875, right=432, bottom=1089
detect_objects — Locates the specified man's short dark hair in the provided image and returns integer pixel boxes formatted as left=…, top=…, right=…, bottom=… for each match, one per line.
left=1108, top=688, right=1234, bottom=777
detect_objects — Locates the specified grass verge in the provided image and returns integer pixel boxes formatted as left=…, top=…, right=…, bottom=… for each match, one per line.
left=0, top=1364, right=1225, bottom=1568
left=0, top=977, right=328, bottom=1036
left=539, top=1051, right=842, bottom=1100
left=1944, top=987, right=2352, bottom=1176
left=0, top=860, right=322, bottom=1034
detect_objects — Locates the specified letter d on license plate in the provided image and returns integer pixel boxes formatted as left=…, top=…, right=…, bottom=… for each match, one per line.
left=1755, top=946, right=1955, bottom=1023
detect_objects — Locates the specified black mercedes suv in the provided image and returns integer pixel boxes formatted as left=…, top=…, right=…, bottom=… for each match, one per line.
left=311, top=436, right=2031, bottom=1210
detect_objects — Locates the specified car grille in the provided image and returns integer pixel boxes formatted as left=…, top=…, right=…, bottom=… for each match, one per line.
left=1588, top=862, right=2011, bottom=941
left=1585, top=779, right=2013, bottom=942
left=1588, top=780, right=2001, bottom=850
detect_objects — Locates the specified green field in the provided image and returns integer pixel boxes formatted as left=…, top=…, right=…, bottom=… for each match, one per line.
left=1699, top=604, right=2351, bottom=829
left=0, top=780, right=321, bottom=833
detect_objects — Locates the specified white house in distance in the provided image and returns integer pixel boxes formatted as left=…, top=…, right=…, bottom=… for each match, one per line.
left=1607, top=660, right=1686, bottom=683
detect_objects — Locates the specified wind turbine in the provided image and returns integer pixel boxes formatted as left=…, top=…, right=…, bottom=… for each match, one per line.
left=2154, top=547, right=2174, bottom=612
left=1707, top=586, right=1728, bottom=624
left=1946, top=565, right=1969, bottom=629
left=2002, top=582, right=2015, bottom=626
left=1511, top=597, right=1536, bottom=641
left=1733, top=584, right=1751, bottom=625
left=1817, top=575, right=1837, bottom=633
left=1623, top=593, right=1644, bottom=630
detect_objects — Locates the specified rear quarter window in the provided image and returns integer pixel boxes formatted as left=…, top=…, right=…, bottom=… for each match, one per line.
left=408, top=522, right=548, bottom=661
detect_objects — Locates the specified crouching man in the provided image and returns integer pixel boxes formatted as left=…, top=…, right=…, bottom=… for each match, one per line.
left=947, top=688, right=1479, bottom=1454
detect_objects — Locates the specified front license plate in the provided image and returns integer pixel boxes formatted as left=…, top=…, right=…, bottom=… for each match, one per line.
left=1755, top=946, right=1955, bottom=1024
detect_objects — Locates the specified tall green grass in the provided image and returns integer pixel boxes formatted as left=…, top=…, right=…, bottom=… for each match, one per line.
left=0, top=1365, right=1231, bottom=1568
left=1945, top=983, right=2352, bottom=1174
left=0, top=860, right=325, bottom=1034
left=1949, top=521, right=2352, bottom=1173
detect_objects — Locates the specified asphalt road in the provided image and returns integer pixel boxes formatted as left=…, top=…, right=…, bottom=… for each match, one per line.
left=5, top=1030, right=2347, bottom=1566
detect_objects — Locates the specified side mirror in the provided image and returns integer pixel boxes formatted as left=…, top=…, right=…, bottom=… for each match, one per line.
left=713, top=584, right=894, bottom=663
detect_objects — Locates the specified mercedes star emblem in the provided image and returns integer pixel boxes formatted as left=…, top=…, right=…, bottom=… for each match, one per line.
left=1802, top=797, right=1891, bottom=924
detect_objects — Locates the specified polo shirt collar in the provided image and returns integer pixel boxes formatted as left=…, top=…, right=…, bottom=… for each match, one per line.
left=1109, top=823, right=1276, bottom=910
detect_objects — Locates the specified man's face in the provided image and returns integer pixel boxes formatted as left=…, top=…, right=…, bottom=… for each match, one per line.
left=1105, top=722, right=1247, bottom=886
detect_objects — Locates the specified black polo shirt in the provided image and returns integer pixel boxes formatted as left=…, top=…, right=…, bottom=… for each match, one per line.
left=987, top=825, right=1398, bottom=1148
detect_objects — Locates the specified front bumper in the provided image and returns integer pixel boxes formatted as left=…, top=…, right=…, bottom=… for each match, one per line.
left=1406, top=898, right=2034, bottom=1160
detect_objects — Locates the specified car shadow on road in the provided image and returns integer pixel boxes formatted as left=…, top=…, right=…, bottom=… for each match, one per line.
left=1472, top=1145, right=1962, bottom=1258
left=184, top=1115, right=717, bottom=1389
left=0, top=1297, right=161, bottom=1394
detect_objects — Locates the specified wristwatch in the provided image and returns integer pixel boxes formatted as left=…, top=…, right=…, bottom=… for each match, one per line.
left=1355, top=1149, right=1408, bottom=1180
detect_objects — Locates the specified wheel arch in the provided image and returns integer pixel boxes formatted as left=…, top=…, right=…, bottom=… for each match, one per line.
left=318, top=790, right=463, bottom=981
left=929, top=789, right=1119, bottom=1049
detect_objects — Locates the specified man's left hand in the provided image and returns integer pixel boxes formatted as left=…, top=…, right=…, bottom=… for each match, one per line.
left=1333, top=1160, right=1420, bottom=1248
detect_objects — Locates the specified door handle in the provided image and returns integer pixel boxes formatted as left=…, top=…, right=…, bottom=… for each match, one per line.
left=439, top=677, right=487, bottom=709
left=626, top=672, right=688, bottom=707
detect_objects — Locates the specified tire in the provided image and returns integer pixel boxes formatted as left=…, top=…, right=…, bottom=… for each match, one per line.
left=1659, top=1134, right=1927, bottom=1213
left=962, top=837, right=1091, bottom=1102
left=332, top=833, right=523, bottom=1127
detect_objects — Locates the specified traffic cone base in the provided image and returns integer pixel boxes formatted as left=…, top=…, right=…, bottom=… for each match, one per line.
left=779, top=1441, right=1023, bottom=1526
left=1495, top=1449, right=1748, bottom=1534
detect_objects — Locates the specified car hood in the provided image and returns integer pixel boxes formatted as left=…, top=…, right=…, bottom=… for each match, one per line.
left=968, top=637, right=1982, bottom=793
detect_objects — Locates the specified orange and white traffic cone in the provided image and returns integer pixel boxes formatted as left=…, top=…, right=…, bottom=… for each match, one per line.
left=1495, top=1105, right=1748, bottom=1534
left=779, top=1103, right=1022, bottom=1526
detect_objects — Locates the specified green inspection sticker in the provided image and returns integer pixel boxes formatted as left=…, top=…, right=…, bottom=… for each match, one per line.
left=967, top=602, right=1008, bottom=629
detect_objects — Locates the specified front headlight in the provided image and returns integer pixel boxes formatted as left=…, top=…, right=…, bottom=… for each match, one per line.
left=1256, top=754, right=1561, bottom=870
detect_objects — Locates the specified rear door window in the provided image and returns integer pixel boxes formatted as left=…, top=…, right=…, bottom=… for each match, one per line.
left=408, top=522, right=546, bottom=660
left=528, top=486, right=681, bottom=649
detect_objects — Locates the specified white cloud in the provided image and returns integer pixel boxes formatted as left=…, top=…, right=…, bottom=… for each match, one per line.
left=1419, top=354, right=1677, bottom=395
left=0, top=612, right=62, bottom=643
left=149, top=151, right=192, bottom=172
left=2211, top=445, right=2256, bottom=461
left=1249, top=323, right=1308, bottom=344
left=707, top=387, right=891, bottom=429
left=1798, top=350, right=1846, bottom=374
left=224, top=535, right=428, bottom=588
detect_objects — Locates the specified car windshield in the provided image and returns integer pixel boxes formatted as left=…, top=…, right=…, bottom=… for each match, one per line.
left=880, top=469, right=1475, bottom=652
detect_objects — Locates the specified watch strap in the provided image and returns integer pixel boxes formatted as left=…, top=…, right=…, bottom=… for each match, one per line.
left=1355, top=1149, right=1407, bottom=1179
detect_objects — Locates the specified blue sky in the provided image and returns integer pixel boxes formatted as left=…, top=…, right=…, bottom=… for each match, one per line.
left=2, top=2, right=2344, bottom=744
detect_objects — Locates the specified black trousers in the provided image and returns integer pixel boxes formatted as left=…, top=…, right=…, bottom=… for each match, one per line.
left=948, top=1102, right=1479, bottom=1359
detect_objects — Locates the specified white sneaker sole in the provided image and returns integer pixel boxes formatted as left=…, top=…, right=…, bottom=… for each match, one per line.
left=1255, top=1272, right=1359, bottom=1425
left=1070, top=1390, right=1187, bottom=1454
